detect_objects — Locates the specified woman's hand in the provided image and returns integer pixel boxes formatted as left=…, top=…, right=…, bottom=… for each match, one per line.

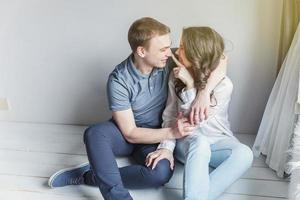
left=171, top=54, right=194, bottom=89
left=145, top=148, right=174, bottom=170
left=171, top=112, right=196, bottom=138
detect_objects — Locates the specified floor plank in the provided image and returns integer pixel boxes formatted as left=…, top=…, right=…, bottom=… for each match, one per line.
left=0, top=148, right=284, bottom=182
left=0, top=122, right=289, bottom=199
left=0, top=174, right=288, bottom=199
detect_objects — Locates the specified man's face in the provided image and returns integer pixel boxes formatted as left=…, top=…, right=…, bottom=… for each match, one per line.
left=143, top=34, right=172, bottom=68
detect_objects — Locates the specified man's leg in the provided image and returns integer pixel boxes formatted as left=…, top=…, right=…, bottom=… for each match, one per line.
left=208, top=139, right=253, bottom=200
left=118, top=144, right=173, bottom=189
left=85, top=144, right=173, bottom=189
left=83, top=120, right=134, bottom=200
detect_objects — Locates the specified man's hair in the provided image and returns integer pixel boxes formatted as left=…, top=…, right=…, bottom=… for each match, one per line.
left=128, top=17, right=170, bottom=52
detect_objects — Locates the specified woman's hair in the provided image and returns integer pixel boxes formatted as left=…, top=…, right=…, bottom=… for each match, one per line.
left=128, top=17, right=170, bottom=52
left=175, top=27, right=224, bottom=98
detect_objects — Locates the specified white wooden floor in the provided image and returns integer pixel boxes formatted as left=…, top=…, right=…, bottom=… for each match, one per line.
left=0, top=122, right=289, bottom=200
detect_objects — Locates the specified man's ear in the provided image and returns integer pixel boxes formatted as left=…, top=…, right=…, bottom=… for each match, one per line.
left=136, top=46, right=146, bottom=58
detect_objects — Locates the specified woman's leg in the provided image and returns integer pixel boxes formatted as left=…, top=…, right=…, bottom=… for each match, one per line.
left=208, top=139, right=253, bottom=200
left=175, top=134, right=211, bottom=200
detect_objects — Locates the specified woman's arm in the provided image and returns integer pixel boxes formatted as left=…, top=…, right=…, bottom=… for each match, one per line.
left=157, top=72, right=178, bottom=152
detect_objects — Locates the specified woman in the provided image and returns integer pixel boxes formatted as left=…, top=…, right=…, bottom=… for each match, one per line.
left=146, top=27, right=253, bottom=200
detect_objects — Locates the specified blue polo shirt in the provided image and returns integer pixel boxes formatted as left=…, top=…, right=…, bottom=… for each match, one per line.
left=107, top=54, right=172, bottom=128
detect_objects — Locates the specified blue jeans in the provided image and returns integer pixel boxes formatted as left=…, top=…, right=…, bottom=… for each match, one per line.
left=83, top=120, right=239, bottom=200
left=175, top=134, right=253, bottom=200
left=83, top=120, right=173, bottom=200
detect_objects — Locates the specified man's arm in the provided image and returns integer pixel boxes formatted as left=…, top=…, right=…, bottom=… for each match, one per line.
left=112, top=108, right=195, bottom=144
left=190, top=54, right=228, bottom=124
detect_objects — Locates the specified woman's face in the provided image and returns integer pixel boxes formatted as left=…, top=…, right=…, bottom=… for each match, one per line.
left=175, top=38, right=192, bottom=68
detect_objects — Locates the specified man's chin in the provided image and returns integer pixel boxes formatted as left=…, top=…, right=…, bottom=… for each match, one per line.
left=157, top=62, right=167, bottom=68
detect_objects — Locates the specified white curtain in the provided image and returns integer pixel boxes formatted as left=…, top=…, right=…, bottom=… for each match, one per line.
left=252, top=23, right=300, bottom=177
left=287, top=115, right=300, bottom=200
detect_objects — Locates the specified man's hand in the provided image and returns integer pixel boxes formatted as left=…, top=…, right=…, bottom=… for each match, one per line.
left=172, top=112, right=196, bottom=138
left=145, top=149, right=174, bottom=170
left=189, top=90, right=210, bottom=125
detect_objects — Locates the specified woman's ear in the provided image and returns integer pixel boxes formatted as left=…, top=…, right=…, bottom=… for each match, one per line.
left=136, top=46, right=146, bottom=58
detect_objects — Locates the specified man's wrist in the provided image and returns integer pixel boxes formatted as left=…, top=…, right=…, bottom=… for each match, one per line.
left=166, top=127, right=176, bottom=140
left=186, top=81, right=194, bottom=90
left=186, top=79, right=195, bottom=90
left=198, top=87, right=210, bottom=95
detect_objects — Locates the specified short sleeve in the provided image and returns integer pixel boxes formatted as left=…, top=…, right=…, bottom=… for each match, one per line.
left=106, top=74, right=131, bottom=111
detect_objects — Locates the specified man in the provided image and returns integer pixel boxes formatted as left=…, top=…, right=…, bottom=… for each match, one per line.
left=48, top=17, right=227, bottom=200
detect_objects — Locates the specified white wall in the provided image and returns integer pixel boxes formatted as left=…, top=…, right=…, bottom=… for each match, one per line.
left=0, top=0, right=282, bottom=134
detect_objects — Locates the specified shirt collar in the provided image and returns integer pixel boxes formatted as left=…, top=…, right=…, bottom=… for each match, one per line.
left=127, top=54, right=164, bottom=81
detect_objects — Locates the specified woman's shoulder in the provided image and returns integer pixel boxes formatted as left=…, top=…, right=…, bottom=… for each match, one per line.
left=222, top=76, right=233, bottom=87
left=213, top=76, right=233, bottom=93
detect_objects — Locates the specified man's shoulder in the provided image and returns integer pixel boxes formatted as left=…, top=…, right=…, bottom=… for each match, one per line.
left=109, top=56, right=131, bottom=80
left=107, top=57, right=131, bottom=98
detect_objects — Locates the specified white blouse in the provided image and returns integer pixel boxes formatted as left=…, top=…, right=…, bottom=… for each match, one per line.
left=158, top=72, right=237, bottom=152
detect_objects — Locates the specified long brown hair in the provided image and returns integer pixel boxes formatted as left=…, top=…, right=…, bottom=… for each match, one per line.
left=175, top=27, right=224, bottom=99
